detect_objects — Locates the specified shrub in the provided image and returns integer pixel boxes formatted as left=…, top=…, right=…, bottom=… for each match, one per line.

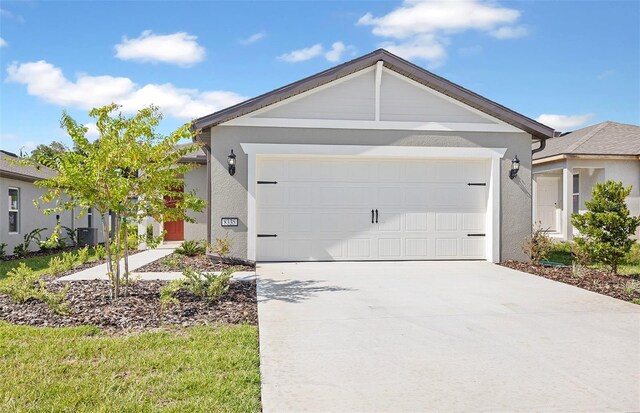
left=145, top=224, right=164, bottom=249
left=39, top=226, right=66, bottom=251
left=94, top=244, right=106, bottom=260
left=14, top=227, right=47, bottom=257
left=77, top=246, right=90, bottom=264
left=626, top=242, right=640, bottom=265
left=176, top=240, right=206, bottom=257
left=61, top=251, right=76, bottom=271
left=521, top=223, right=553, bottom=262
left=210, top=235, right=232, bottom=261
left=572, top=181, right=640, bottom=273
left=48, top=256, right=66, bottom=276
left=0, top=263, right=41, bottom=303
left=161, top=267, right=236, bottom=304
left=0, top=243, right=6, bottom=260
left=38, top=281, right=71, bottom=315
left=62, top=225, right=78, bottom=247
left=161, top=255, right=184, bottom=270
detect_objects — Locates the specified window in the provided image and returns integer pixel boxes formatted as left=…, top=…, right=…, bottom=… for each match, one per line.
left=87, top=208, right=93, bottom=228
left=572, top=173, right=580, bottom=212
left=8, top=187, right=19, bottom=233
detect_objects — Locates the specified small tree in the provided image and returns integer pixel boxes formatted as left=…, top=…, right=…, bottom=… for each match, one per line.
left=572, top=181, right=640, bottom=273
left=24, top=104, right=205, bottom=298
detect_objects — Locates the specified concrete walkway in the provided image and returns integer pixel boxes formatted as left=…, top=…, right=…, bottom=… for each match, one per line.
left=57, top=247, right=255, bottom=281
left=257, top=261, right=640, bottom=413
left=58, top=248, right=178, bottom=281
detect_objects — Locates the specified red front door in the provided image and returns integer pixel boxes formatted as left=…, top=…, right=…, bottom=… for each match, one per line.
left=164, top=188, right=184, bottom=241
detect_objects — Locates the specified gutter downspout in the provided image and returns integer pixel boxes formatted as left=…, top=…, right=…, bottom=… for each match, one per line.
left=203, top=142, right=212, bottom=247
left=531, top=137, right=547, bottom=155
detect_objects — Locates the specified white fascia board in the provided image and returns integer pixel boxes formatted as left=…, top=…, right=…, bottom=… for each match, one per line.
left=224, top=117, right=522, bottom=133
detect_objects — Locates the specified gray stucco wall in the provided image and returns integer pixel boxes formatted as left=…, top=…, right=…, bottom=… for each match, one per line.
left=206, top=126, right=533, bottom=262
left=0, top=177, right=74, bottom=254
left=184, top=165, right=208, bottom=242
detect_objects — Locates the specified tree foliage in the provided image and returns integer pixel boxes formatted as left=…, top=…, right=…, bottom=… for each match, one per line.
left=22, top=104, right=206, bottom=298
left=571, top=181, right=640, bottom=273
left=29, top=141, right=67, bottom=170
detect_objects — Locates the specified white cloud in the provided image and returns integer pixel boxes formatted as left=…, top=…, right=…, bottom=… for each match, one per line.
left=357, top=0, right=527, bottom=65
left=0, top=37, right=6, bottom=48
left=6, top=60, right=246, bottom=120
left=279, top=44, right=324, bottom=63
left=597, top=69, right=616, bottom=80
left=114, top=30, right=205, bottom=67
left=239, top=32, right=266, bottom=45
left=490, top=25, right=529, bottom=39
left=535, top=113, right=595, bottom=131
left=0, top=8, right=24, bottom=23
left=83, top=123, right=100, bottom=139
left=279, top=42, right=356, bottom=63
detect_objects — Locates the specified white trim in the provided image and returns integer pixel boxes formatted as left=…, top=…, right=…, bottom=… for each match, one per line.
left=382, top=67, right=511, bottom=127
left=374, top=60, right=383, bottom=121
left=223, top=117, right=522, bottom=133
left=8, top=186, right=20, bottom=234
left=231, top=66, right=376, bottom=120
left=241, top=143, right=507, bottom=262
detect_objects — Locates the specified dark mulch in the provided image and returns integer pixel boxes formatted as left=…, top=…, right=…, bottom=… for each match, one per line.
left=501, top=261, right=640, bottom=303
left=136, top=253, right=254, bottom=273
left=2, top=245, right=85, bottom=262
left=0, top=279, right=257, bottom=332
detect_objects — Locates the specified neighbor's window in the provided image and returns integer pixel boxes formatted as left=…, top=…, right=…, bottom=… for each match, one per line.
left=87, top=208, right=93, bottom=228
left=572, top=174, right=580, bottom=212
left=8, top=187, right=19, bottom=233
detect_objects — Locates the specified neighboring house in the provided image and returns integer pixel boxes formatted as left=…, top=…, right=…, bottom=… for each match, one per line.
left=0, top=150, right=102, bottom=254
left=533, top=121, right=640, bottom=240
left=191, top=49, right=554, bottom=263
left=144, top=144, right=208, bottom=244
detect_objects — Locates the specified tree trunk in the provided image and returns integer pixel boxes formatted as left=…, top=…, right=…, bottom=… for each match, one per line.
left=102, top=213, right=114, bottom=300
left=113, top=215, right=121, bottom=299
left=123, top=217, right=130, bottom=296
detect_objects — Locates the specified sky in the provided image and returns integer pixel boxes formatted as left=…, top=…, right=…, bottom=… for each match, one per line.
left=1, top=0, right=639, bottom=154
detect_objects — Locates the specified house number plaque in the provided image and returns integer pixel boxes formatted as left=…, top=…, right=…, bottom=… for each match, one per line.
left=221, top=218, right=238, bottom=227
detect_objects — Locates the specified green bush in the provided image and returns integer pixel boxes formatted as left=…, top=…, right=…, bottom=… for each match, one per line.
left=626, top=242, right=640, bottom=265
left=61, top=251, right=76, bottom=271
left=0, top=243, right=6, bottom=260
left=77, top=246, right=90, bottom=264
left=0, top=263, right=41, bottom=303
left=521, top=223, right=554, bottom=262
left=48, top=256, right=66, bottom=276
left=14, top=228, right=47, bottom=257
left=176, top=240, right=207, bottom=257
left=94, top=244, right=106, bottom=260
left=38, top=226, right=66, bottom=251
left=161, top=267, right=236, bottom=305
left=0, top=263, right=71, bottom=315
left=572, top=181, right=640, bottom=273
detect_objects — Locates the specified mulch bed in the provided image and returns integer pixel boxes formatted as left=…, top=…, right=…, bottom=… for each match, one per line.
left=0, top=279, right=257, bottom=332
left=136, top=253, right=254, bottom=273
left=501, top=261, right=640, bottom=303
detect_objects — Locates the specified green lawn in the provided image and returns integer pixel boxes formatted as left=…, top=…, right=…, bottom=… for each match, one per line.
left=0, top=322, right=261, bottom=412
left=0, top=248, right=102, bottom=280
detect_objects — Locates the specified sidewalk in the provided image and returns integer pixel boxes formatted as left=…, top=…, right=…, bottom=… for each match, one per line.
left=57, top=247, right=256, bottom=282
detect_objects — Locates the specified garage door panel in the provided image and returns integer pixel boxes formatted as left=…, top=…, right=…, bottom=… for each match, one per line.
left=256, top=156, right=488, bottom=261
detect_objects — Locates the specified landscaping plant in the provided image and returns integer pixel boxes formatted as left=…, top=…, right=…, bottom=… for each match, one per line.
left=48, top=256, right=65, bottom=277
left=521, top=222, right=554, bottom=262
left=210, top=235, right=233, bottom=262
left=572, top=181, right=640, bottom=273
left=21, top=104, right=205, bottom=299
left=13, top=228, right=47, bottom=257
left=61, top=251, right=76, bottom=271
left=176, top=240, right=207, bottom=257
left=160, top=267, right=236, bottom=305
left=77, top=246, right=90, bottom=264
left=0, top=263, right=70, bottom=314
left=39, top=225, right=66, bottom=251
left=94, top=245, right=106, bottom=260
left=0, top=243, right=6, bottom=260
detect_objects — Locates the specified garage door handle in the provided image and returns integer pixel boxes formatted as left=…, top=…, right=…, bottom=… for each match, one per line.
left=375, top=209, right=379, bottom=223
left=467, top=233, right=486, bottom=237
left=371, top=209, right=374, bottom=224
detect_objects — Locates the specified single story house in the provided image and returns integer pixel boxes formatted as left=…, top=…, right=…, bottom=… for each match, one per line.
left=188, top=49, right=554, bottom=263
left=0, top=150, right=102, bottom=254
left=533, top=121, right=640, bottom=240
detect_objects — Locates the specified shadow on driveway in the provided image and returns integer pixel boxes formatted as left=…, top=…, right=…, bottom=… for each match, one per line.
left=257, top=278, right=354, bottom=303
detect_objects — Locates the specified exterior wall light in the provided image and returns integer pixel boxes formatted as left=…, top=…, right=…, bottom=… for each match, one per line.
left=228, top=149, right=236, bottom=176
left=509, top=155, right=520, bottom=179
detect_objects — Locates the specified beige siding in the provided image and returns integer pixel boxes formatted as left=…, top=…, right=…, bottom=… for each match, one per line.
left=380, top=71, right=494, bottom=123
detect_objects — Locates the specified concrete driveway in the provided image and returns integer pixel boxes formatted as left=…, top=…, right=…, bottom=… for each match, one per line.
left=256, top=261, right=640, bottom=412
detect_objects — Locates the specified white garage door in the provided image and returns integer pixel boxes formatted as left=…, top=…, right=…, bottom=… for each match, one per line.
left=256, top=156, right=488, bottom=261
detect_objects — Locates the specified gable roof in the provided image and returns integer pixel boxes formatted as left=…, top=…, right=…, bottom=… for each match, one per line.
left=0, top=151, right=57, bottom=181
left=533, top=121, right=640, bottom=161
left=193, top=49, right=554, bottom=140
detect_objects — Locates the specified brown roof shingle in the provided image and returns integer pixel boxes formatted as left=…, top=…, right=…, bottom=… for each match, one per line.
left=533, top=121, right=640, bottom=160
left=0, top=152, right=57, bottom=181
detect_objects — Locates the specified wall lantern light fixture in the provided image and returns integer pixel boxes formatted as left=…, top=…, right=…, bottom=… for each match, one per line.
left=228, top=149, right=236, bottom=176
left=509, top=155, right=520, bottom=179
